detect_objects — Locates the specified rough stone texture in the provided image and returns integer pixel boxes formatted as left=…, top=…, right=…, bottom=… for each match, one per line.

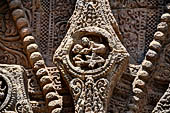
left=0, top=64, right=33, bottom=113
left=0, top=0, right=170, bottom=113
left=111, top=0, right=165, bottom=64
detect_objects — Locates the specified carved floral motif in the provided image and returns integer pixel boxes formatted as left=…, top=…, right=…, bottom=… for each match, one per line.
left=70, top=77, right=109, bottom=113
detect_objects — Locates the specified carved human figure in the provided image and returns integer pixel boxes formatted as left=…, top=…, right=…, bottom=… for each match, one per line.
left=81, top=37, right=106, bottom=54
left=72, top=44, right=84, bottom=67
left=72, top=37, right=106, bottom=69
left=81, top=37, right=106, bottom=68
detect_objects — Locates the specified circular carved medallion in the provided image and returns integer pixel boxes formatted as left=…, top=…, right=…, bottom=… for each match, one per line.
left=71, top=35, right=109, bottom=70
left=62, top=27, right=121, bottom=78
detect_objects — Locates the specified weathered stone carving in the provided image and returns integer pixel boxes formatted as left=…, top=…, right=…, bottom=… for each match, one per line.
left=5, top=0, right=63, bottom=112
left=129, top=5, right=170, bottom=113
left=111, top=1, right=164, bottom=64
left=0, top=0, right=170, bottom=113
left=0, top=2, right=28, bottom=67
left=151, top=6, right=170, bottom=113
left=53, top=0, right=129, bottom=112
left=29, top=0, right=76, bottom=66
left=72, top=36, right=106, bottom=69
left=0, top=64, right=33, bottom=113
left=112, top=9, right=147, bottom=64
left=152, top=84, right=170, bottom=113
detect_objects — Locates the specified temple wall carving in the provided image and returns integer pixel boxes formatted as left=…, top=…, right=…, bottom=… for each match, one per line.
left=0, top=0, right=170, bottom=113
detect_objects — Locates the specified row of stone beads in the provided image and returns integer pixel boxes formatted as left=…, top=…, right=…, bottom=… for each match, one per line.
left=35, top=61, right=62, bottom=113
left=151, top=5, right=170, bottom=113
left=8, top=0, right=62, bottom=113
left=127, top=9, right=170, bottom=113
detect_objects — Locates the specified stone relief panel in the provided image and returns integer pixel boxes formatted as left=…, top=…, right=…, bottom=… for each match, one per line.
left=143, top=41, right=170, bottom=112
left=0, top=0, right=169, bottom=113
left=26, top=67, right=75, bottom=113
left=145, top=81, right=168, bottom=113
left=24, top=0, right=76, bottom=66
left=53, top=0, right=129, bottom=113
left=0, top=64, right=33, bottom=113
left=129, top=6, right=170, bottom=113
left=47, top=67, right=75, bottom=113
left=22, top=0, right=166, bottom=65
left=153, top=43, right=170, bottom=83
left=107, top=64, right=140, bottom=113
left=71, top=36, right=108, bottom=70
left=113, top=9, right=147, bottom=64
left=0, top=1, right=28, bottom=67
left=152, top=84, right=170, bottom=113
left=108, top=1, right=169, bottom=112
left=111, top=0, right=165, bottom=64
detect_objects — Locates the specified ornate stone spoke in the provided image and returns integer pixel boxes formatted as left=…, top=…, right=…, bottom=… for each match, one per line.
left=53, top=0, right=129, bottom=112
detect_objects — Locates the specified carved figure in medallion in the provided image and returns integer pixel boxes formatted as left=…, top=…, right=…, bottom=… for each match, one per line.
left=72, top=36, right=106, bottom=69
left=72, top=44, right=84, bottom=67
left=53, top=0, right=129, bottom=112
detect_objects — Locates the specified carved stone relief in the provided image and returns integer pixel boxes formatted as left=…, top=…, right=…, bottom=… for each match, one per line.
left=53, top=0, right=129, bottom=113
left=22, top=0, right=165, bottom=66
left=29, top=0, right=76, bottom=66
left=71, top=36, right=107, bottom=70
left=113, top=9, right=146, bottom=64
left=111, top=1, right=165, bottom=64
left=0, top=0, right=170, bottom=113
left=108, top=64, right=139, bottom=113
left=152, top=84, right=170, bottom=113
left=0, top=2, right=28, bottom=67
left=154, top=43, right=170, bottom=83
left=0, top=64, right=33, bottom=113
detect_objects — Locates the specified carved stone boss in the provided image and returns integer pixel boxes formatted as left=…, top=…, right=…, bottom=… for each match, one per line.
left=53, top=0, right=129, bottom=112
